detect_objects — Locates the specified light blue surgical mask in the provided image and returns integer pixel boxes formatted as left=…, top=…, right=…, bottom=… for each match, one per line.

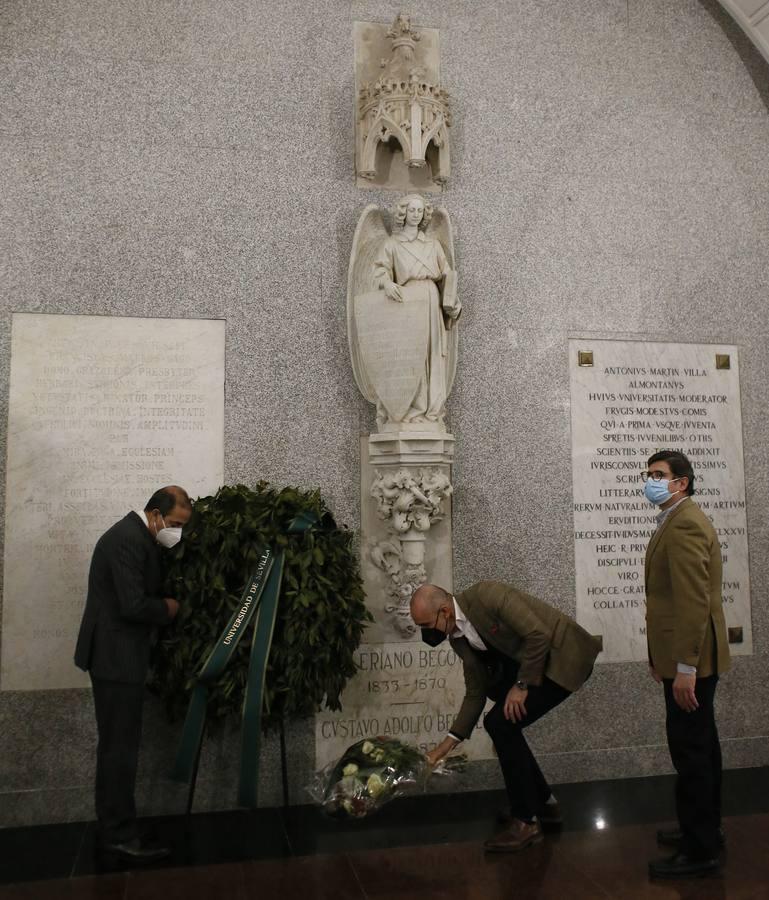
left=643, top=478, right=678, bottom=506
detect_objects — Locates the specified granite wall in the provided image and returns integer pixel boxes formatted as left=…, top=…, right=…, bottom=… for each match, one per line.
left=1, top=0, right=768, bottom=826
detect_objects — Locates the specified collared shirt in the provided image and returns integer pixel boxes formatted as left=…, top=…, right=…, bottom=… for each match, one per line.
left=655, top=494, right=688, bottom=529
left=653, top=496, right=697, bottom=676
left=447, top=596, right=486, bottom=743
left=452, top=596, right=486, bottom=652
left=134, top=509, right=149, bottom=527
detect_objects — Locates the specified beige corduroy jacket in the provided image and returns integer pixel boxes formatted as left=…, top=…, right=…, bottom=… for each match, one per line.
left=645, top=498, right=730, bottom=679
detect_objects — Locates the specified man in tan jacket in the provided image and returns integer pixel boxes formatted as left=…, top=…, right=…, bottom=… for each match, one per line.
left=410, top=581, right=601, bottom=852
left=643, top=450, right=730, bottom=880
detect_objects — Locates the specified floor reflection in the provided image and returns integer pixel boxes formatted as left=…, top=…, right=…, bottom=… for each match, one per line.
left=0, top=767, right=767, bottom=898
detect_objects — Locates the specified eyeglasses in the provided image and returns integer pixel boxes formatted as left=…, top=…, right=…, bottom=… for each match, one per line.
left=640, top=471, right=681, bottom=482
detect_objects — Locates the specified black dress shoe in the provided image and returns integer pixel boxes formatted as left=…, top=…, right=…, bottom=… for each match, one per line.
left=100, top=838, right=171, bottom=864
left=648, top=852, right=720, bottom=879
left=656, top=827, right=725, bottom=848
left=539, top=802, right=563, bottom=827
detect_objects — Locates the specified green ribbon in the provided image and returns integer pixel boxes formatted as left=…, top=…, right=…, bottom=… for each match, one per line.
left=171, top=511, right=318, bottom=808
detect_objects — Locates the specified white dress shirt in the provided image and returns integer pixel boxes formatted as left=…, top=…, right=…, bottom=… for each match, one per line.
left=446, top=596, right=486, bottom=743
left=452, top=596, right=486, bottom=652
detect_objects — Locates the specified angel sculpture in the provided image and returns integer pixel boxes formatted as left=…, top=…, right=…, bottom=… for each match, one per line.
left=348, top=194, right=460, bottom=430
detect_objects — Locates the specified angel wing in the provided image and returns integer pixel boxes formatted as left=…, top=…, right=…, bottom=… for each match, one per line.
left=347, top=205, right=389, bottom=404
left=428, top=207, right=459, bottom=399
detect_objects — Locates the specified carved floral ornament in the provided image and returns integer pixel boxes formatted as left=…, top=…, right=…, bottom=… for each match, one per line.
left=370, top=467, right=452, bottom=532
left=357, top=13, right=452, bottom=186
left=368, top=468, right=453, bottom=636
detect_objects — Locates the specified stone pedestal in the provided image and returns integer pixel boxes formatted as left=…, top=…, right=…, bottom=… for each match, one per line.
left=361, top=431, right=454, bottom=641
left=369, top=430, right=455, bottom=466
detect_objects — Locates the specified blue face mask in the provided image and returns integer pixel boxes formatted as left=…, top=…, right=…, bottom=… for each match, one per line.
left=643, top=478, right=676, bottom=505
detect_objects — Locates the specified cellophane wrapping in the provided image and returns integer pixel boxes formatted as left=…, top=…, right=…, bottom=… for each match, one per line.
left=309, top=736, right=465, bottom=820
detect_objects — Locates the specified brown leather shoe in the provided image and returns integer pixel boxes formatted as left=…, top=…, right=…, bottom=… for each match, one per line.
left=484, top=818, right=544, bottom=853
left=497, top=801, right=563, bottom=829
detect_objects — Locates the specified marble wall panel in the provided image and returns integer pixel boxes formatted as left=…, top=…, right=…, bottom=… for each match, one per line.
left=2, top=0, right=769, bottom=823
left=0, top=314, right=225, bottom=690
left=569, top=338, right=751, bottom=662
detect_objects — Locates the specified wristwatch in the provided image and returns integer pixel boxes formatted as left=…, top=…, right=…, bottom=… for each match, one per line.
left=515, top=679, right=528, bottom=691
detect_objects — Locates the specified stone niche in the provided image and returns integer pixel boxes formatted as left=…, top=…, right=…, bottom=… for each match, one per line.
left=0, top=313, right=225, bottom=691
left=354, top=14, right=451, bottom=192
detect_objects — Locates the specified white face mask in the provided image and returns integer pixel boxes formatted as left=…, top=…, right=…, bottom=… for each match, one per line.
left=155, top=515, right=182, bottom=549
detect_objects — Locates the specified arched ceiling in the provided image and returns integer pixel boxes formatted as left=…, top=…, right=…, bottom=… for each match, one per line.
left=720, top=0, right=769, bottom=63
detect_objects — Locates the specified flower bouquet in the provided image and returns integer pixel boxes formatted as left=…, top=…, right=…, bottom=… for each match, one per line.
left=310, top=736, right=465, bottom=820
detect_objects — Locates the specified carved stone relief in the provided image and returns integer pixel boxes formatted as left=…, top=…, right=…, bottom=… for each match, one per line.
left=369, top=468, right=452, bottom=635
left=348, top=192, right=458, bottom=635
left=347, top=194, right=459, bottom=433
left=354, top=14, right=452, bottom=192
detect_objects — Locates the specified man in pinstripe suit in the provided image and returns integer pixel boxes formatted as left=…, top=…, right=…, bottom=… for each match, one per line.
left=75, top=485, right=192, bottom=862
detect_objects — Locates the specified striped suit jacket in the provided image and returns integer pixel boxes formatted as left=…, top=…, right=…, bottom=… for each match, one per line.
left=74, top=512, right=171, bottom=684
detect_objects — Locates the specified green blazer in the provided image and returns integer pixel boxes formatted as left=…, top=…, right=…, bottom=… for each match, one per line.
left=645, top=498, right=730, bottom=679
left=449, top=581, right=602, bottom=740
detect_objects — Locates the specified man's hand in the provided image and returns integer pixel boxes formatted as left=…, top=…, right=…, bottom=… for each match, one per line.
left=164, top=597, right=180, bottom=620
left=649, top=665, right=662, bottom=684
left=672, top=671, right=698, bottom=712
left=384, top=281, right=404, bottom=302
left=504, top=685, right=528, bottom=722
left=426, top=736, right=458, bottom=767
left=425, top=747, right=443, bottom=767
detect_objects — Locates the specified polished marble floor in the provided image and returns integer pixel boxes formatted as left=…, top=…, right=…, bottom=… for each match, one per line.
left=1, top=768, right=768, bottom=899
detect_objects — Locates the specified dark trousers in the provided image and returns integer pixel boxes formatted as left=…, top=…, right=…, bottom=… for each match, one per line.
left=91, top=677, right=145, bottom=843
left=663, top=674, right=722, bottom=859
left=484, top=676, right=572, bottom=822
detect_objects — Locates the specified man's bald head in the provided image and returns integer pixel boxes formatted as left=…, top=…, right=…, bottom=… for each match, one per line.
left=144, top=485, right=193, bottom=533
left=165, top=485, right=192, bottom=510
left=144, top=485, right=192, bottom=516
left=410, top=583, right=452, bottom=624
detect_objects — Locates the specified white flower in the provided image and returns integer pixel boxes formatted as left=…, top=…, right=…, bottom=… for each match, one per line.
left=361, top=741, right=375, bottom=755
left=342, top=763, right=359, bottom=776
left=366, top=773, right=386, bottom=798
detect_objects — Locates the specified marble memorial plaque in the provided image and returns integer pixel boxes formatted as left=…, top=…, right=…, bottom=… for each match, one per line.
left=569, top=339, right=751, bottom=663
left=1, top=313, right=225, bottom=691
left=315, top=640, right=492, bottom=769
left=315, top=439, right=496, bottom=768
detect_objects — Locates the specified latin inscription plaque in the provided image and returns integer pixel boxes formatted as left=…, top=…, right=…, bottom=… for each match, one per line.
left=569, top=339, right=751, bottom=663
left=315, top=640, right=493, bottom=768
left=1, top=313, right=225, bottom=690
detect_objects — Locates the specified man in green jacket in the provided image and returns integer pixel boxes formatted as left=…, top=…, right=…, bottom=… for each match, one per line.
left=410, top=581, right=601, bottom=852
